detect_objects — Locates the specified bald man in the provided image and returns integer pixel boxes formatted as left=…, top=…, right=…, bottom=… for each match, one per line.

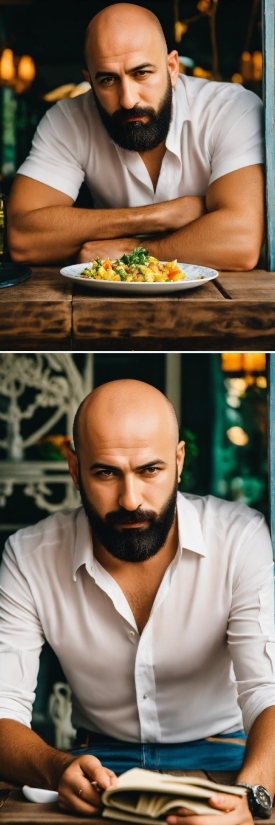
left=8, top=3, right=264, bottom=271
left=0, top=379, right=275, bottom=823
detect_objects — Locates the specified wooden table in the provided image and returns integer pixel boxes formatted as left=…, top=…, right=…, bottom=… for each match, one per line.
left=1, top=267, right=275, bottom=351
left=2, top=771, right=274, bottom=824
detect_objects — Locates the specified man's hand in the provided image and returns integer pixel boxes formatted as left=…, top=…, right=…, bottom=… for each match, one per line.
left=58, top=754, right=117, bottom=816
left=77, top=237, right=138, bottom=263
left=166, top=793, right=252, bottom=825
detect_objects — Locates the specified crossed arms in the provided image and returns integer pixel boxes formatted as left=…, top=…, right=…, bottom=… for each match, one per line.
left=8, top=163, right=265, bottom=271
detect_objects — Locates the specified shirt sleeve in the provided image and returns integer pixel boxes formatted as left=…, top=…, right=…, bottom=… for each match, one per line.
left=16, top=101, right=86, bottom=200
left=0, top=537, right=44, bottom=727
left=208, top=87, right=264, bottom=185
left=227, top=513, right=275, bottom=734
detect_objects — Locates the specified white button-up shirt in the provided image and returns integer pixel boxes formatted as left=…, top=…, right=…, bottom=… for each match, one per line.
left=17, top=75, right=264, bottom=205
left=0, top=493, right=274, bottom=743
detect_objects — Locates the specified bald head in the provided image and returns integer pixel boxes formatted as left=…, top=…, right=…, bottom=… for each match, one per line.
left=84, top=4, right=167, bottom=70
left=73, top=379, right=178, bottom=458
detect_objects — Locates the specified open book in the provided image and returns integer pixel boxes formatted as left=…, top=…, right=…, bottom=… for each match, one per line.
left=102, top=768, right=247, bottom=824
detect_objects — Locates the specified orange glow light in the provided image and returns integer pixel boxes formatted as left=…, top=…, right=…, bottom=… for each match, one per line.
left=0, top=48, right=15, bottom=82
left=221, top=353, right=266, bottom=373
left=17, top=55, right=36, bottom=83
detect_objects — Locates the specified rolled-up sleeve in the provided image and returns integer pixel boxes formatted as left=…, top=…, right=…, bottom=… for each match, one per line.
left=228, top=514, right=275, bottom=734
left=17, top=101, right=85, bottom=200
left=209, top=87, right=264, bottom=185
left=0, top=537, right=44, bottom=727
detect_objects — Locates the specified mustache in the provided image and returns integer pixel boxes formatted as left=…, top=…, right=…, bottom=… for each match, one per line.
left=110, top=105, right=155, bottom=124
left=105, top=508, right=157, bottom=525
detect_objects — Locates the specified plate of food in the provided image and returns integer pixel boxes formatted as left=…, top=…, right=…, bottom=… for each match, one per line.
left=60, top=248, right=218, bottom=294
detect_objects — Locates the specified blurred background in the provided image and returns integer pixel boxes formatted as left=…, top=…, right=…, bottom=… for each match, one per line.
left=0, top=0, right=262, bottom=195
left=0, top=350, right=269, bottom=748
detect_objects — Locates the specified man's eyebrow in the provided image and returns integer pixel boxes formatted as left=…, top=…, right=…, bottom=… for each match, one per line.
left=89, top=460, right=167, bottom=471
left=95, top=63, right=157, bottom=80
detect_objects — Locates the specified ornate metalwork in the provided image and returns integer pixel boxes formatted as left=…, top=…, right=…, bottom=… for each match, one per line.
left=0, top=354, right=93, bottom=513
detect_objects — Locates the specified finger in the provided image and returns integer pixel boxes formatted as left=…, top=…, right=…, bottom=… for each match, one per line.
left=209, top=794, right=240, bottom=813
left=166, top=806, right=240, bottom=825
left=59, top=793, right=101, bottom=816
left=78, top=755, right=118, bottom=789
left=92, top=763, right=118, bottom=789
left=166, top=798, right=248, bottom=825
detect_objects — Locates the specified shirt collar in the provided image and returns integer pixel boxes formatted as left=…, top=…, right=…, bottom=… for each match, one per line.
left=176, top=492, right=206, bottom=557
left=73, top=508, right=96, bottom=581
left=165, top=75, right=191, bottom=160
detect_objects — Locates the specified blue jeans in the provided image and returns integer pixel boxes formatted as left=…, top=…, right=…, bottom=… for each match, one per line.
left=71, top=730, right=246, bottom=775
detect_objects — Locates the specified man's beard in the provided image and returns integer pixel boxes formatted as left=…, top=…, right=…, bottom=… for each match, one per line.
left=78, top=472, right=178, bottom=563
left=92, top=72, right=173, bottom=152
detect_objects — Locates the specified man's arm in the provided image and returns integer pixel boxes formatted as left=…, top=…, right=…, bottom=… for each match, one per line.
left=79, top=164, right=265, bottom=272
left=7, top=174, right=206, bottom=265
left=165, top=707, right=275, bottom=825
left=0, top=718, right=117, bottom=815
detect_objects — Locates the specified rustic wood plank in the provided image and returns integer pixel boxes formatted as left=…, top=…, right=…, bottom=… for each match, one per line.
left=72, top=298, right=275, bottom=342
left=0, top=268, right=72, bottom=300
left=0, top=303, right=72, bottom=341
left=1, top=267, right=275, bottom=348
left=217, top=270, right=275, bottom=299
left=0, top=268, right=72, bottom=342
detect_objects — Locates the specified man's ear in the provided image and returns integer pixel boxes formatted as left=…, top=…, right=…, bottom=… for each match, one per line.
left=176, top=440, right=185, bottom=482
left=82, top=68, right=91, bottom=85
left=167, top=50, right=179, bottom=88
left=67, top=448, right=80, bottom=491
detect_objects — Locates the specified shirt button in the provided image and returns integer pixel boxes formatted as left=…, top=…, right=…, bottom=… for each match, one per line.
left=143, top=694, right=148, bottom=699
left=129, top=631, right=135, bottom=638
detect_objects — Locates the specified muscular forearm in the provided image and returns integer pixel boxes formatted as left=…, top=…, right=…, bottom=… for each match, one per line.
left=0, top=719, right=74, bottom=789
left=236, top=707, right=275, bottom=797
left=8, top=196, right=205, bottom=265
left=145, top=208, right=261, bottom=271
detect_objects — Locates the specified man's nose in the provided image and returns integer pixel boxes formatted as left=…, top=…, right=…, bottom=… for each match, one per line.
left=118, top=476, right=142, bottom=511
left=119, top=78, right=139, bottom=110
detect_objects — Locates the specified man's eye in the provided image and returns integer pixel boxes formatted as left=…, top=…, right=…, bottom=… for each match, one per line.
left=100, top=77, right=115, bottom=86
left=96, top=469, right=114, bottom=478
left=141, top=467, right=159, bottom=475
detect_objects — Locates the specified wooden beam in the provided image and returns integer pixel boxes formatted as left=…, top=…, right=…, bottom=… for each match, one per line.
left=262, top=0, right=275, bottom=270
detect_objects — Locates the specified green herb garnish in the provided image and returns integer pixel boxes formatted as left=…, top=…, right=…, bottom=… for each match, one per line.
left=116, top=247, right=149, bottom=267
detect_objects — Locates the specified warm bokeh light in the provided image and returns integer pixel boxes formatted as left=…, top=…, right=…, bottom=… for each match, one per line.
left=253, top=50, right=262, bottom=81
left=69, top=81, right=90, bottom=98
left=43, top=84, right=76, bottom=102
left=221, top=353, right=266, bottom=372
left=44, top=82, right=90, bottom=102
left=231, top=73, right=243, bottom=84
left=17, top=55, right=36, bottom=83
left=226, top=426, right=249, bottom=446
left=174, top=21, right=188, bottom=42
left=193, top=66, right=212, bottom=79
left=0, top=48, right=15, bottom=81
left=240, top=50, right=262, bottom=82
left=256, top=376, right=267, bottom=388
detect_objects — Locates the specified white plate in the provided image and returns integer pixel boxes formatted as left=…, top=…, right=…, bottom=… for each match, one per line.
left=22, top=785, right=59, bottom=803
left=60, top=262, right=219, bottom=294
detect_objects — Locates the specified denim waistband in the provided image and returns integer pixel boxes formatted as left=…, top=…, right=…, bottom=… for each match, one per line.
left=75, top=727, right=246, bottom=749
